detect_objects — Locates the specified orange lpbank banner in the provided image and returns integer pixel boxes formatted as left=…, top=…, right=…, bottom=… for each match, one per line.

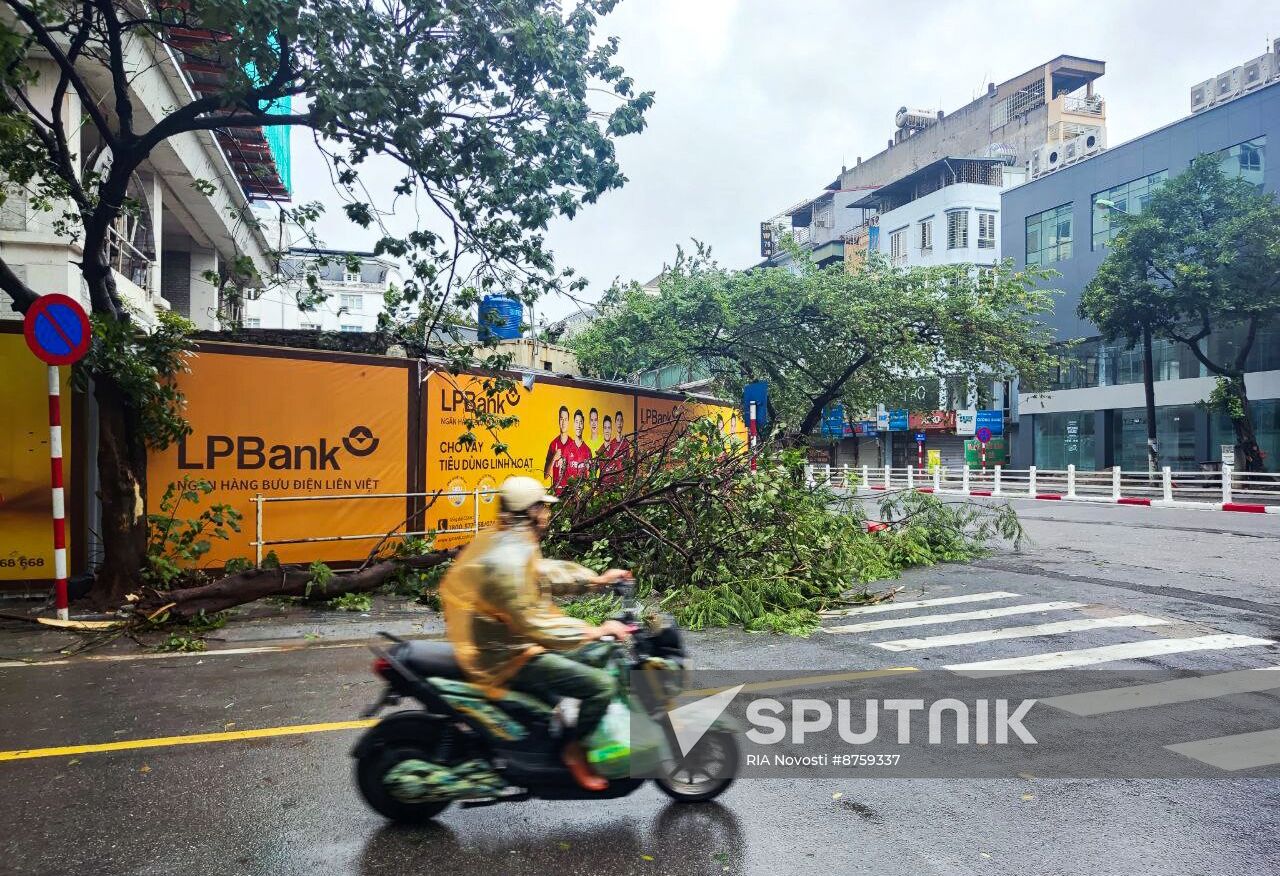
left=147, top=346, right=413, bottom=566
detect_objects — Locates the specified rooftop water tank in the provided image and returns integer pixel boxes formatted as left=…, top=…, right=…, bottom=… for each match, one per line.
left=478, top=295, right=524, bottom=342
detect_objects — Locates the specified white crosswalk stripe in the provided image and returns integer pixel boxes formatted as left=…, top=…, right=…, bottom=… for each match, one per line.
left=1165, top=728, right=1280, bottom=771
left=874, top=614, right=1171, bottom=652
left=820, top=591, right=1018, bottom=618
left=1043, top=667, right=1280, bottom=716
left=946, top=634, right=1275, bottom=676
left=827, top=601, right=1083, bottom=635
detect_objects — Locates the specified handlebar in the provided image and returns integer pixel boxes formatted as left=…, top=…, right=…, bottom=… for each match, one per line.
left=612, top=575, right=636, bottom=600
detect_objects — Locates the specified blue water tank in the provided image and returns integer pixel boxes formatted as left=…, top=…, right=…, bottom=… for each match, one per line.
left=478, top=295, right=524, bottom=342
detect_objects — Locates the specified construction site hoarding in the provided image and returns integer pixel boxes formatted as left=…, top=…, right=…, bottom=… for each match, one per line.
left=147, top=345, right=414, bottom=566
left=424, top=372, right=744, bottom=550
left=0, top=332, right=74, bottom=582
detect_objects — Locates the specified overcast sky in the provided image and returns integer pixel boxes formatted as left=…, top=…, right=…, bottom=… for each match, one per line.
left=292, top=0, right=1273, bottom=321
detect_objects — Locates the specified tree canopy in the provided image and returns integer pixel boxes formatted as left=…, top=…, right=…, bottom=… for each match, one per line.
left=0, top=0, right=651, bottom=603
left=572, top=246, right=1058, bottom=435
left=1079, top=155, right=1280, bottom=471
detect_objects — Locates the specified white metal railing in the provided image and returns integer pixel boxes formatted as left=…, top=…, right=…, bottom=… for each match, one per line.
left=250, top=488, right=497, bottom=566
left=107, top=221, right=153, bottom=291
left=806, top=463, right=1280, bottom=512
left=1060, top=94, right=1105, bottom=116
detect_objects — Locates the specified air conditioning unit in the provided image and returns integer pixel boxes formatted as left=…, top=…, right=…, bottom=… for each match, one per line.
left=1190, top=79, right=1214, bottom=113
left=1215, top=67, right=1242, bottom=102
left=1240, top=54, right=1275, bottom=92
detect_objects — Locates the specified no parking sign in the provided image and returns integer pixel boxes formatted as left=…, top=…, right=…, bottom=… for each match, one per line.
left=22, top=293, right=90, bottom=620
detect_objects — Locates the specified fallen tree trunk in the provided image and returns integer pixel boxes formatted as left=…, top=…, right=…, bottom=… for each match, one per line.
left=135, top=550, right=456, bottom=619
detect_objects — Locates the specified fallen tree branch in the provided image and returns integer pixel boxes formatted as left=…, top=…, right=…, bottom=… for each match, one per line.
left=135, top=550, right=456, bottom=619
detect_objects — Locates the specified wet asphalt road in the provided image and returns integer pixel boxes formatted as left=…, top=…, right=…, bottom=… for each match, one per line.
left=2, top=502, right=1279, bottom=876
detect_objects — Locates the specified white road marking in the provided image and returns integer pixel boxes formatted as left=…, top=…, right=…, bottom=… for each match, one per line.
left=1165, top=728, right=1280, bottom=771
left=946, top=634, right=1275, bottom=676
left=874, top=614, right=1171, bottom=652
left=0, top=641, right=368, bottom=669
left=820, top=591, right=1019, bottom=618
left=1042, top=667, right=1280, bottom=716
left=827, top=601, right=1084, bottom=635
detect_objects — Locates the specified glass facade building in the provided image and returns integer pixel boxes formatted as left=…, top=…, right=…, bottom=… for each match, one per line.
left=1001, top=79, right=1280, bottom=471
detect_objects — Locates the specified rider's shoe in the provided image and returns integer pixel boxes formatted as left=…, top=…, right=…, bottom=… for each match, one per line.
left=562, top=741, right=608, bottom=792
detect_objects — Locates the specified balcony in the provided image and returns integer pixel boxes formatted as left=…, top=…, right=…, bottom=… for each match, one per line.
left=1055, top=93, right=1105, bottom=118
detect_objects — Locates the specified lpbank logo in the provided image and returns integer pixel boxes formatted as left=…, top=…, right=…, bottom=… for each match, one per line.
left=177, top=425, right=381, bottom=471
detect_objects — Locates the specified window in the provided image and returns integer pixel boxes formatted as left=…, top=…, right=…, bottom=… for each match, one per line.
left=1025, top=203, right=1073, bottom=266
left=977, top=212, right=996, bottom=249
left=340, top=324, right=361, bottom=333
left=1034, top=412, right=1096, bottom=471
left=1091, top=170, right=1167, bottom=249
left=244, top=317, right=261, bottom=328
left=340, top=293, right=362, bottom=313
left=946, top=210, right=969, bottom=250
left=300, top=322, right=321, bottom=331
left=542, top=360, right=553, bottom=371
left=344, top=269, right=362, bottom=284
left=889, top=227, right=907, bottom=266
left=1216, top=136, right=1266, bottom=189
left=919, top=217, right=933, bottom=252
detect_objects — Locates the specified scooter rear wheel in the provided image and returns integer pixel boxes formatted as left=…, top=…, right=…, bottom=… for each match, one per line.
left=356, top=717, right=459, bottom=824
left=654, top=729, right=738, bottom=803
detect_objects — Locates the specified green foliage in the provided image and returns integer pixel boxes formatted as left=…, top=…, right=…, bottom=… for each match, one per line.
left=547, top=420, right=1021, bottom=633
left=572, top=244, right=1058, bottom=435
left=154, top=634, right=207, bottom=653
left=80, top=311, right=195, bottom=450
left=1080, top=155, right=1280, bottom=469
left=305, top=561, right=336, bottom=598
left=145, top=478, right=243, bottom=588
left=559, top=592, right=622, bottom=625
left=183, top=610, right=229, bottom=633
left=223, top=557, right=252, bottom=575
left=327, top=591, right=373, bottom=612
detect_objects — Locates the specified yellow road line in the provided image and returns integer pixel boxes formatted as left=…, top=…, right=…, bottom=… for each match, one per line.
left=0, top=719, right=377, bottom=762
left=682, top=666, right=919, bottom=698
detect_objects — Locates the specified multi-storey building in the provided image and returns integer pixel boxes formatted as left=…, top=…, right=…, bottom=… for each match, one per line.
left=243, top=248, right=403, bottom=333
left=0, top=23, right=288, bottom=330
left=1003, top=46, right=1280, bottom=471
left=761, top=55, right=1108, bottom=272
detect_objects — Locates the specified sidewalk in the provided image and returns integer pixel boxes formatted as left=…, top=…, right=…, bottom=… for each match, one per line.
left=0, top=592, right=445, bottom=663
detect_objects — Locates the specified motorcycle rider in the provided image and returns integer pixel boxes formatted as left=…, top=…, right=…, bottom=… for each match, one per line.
left=439, top=475, right=633, bottom=792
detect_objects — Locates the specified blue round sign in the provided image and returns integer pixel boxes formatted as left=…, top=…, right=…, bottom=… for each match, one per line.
left=23, top=293, right=90, bottom=366
left=976, top=427, right=993, bottom=444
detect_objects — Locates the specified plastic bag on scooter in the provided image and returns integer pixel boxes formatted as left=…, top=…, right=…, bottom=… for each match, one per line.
left=584, top=696, right=663, bottom=779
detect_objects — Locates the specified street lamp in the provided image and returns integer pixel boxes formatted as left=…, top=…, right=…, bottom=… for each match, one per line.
left=1096, top=198, right=1159, bottom=476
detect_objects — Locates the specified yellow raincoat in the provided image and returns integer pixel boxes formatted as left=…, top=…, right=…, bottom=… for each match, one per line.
left=440, top=522, right=600, bottom=696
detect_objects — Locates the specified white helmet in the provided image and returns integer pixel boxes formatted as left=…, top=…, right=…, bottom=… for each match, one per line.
left=499, top=476, right=558, bottom=513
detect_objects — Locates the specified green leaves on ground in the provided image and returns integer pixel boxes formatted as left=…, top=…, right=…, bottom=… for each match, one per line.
left=549, top=419, right=1022, bottom=633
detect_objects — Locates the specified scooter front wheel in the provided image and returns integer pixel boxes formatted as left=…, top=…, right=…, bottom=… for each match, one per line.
left=654, top=729, right=738, bottom=803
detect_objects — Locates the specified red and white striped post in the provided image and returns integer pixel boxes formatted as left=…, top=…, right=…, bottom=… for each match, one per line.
left=980, top=440, right=988, bottom=471
left=47, top=365, right=68, bottom=620
left=22, top=293, right=90, bottom=620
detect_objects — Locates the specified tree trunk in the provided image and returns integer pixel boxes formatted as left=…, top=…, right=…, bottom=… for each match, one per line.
left=91, top=372, right=150, bottom=609
left=1141, top=326, right=1159, bottom=476
left=1224, top=377, right=1266, bottom=473
left=137, top=551, right=455, bottom=619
